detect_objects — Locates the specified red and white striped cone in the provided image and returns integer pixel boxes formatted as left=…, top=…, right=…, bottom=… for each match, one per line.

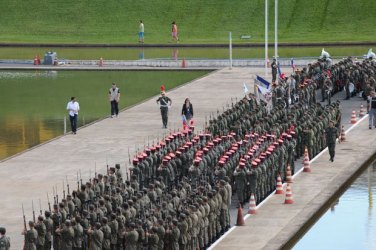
left=286, top=165, right=293, bottom=183
left=359, top=105, right=365, bottom=117
left=304, top=146, right=308, bottom=157
left=350, top=110, right=357, bottom=124
left=248, top=194, right=257, bottom=214
left=275, top=175, right=284, bottom=194
left=303, top=153, right=311, bottom=172
left=284, top=183, right=294, bottom=204
left=340, top=125, right=346, bottom=142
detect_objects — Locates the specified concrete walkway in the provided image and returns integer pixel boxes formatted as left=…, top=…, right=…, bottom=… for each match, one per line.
left=0, top=67, right=256, bottom=248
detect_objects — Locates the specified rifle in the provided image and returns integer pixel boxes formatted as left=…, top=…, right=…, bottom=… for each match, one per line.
left=47, top=192, right=51, bottom=212
left=66, top=175, right=70, bottom=195
left=106, top=156, right=109, bottom=175
left=89, top=169, right=92, bottom=183
left=95, top=162, right=97, bottom=179
left=79, top=169, right=83, bottom=187
left=32, top=200, right=36, bottom=223
left=53, top=186, right=56, bottom=205
left=22, top=203, right=27, bottom=250
left=63, top=180, right=66, bottom=200
left=39, top=199, right=42, bottom=215
left=77, top=171, right=80, bottom=191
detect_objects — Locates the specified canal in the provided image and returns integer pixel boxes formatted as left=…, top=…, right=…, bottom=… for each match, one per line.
left=0, top=70, right=210, bottom=160
left=0, top=46, right=371, bottom=60
left=293, top=161, right=376, bottom=250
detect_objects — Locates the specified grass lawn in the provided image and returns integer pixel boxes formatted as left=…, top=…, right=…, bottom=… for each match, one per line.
left=0, top=0, right=375, bottom=44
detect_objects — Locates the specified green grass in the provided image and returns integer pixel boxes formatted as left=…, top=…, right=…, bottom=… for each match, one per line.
left=0, top=0, right=375, bottom=44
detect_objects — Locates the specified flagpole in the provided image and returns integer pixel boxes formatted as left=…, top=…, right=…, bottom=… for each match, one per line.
left=274, top=0, right=278, bottom=64
left=265, top=0, right=268, bottom=76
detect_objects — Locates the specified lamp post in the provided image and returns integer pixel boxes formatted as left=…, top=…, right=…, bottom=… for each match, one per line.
left=265, top=0, right=268, bottom=76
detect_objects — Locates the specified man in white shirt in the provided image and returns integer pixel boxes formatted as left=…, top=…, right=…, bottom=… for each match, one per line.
left=66, top=96, right=80, bottom=134
left=108, top=82, right=120, bottom=118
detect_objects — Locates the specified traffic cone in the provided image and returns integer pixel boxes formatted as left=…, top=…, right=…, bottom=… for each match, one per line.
left=99, top=57, right=104, bottom=67
left=284, top=183, right=294, bottom=204
left=359, top=105, right=365, bottom=117
left=303, top=151, right=311, bottom=172
left=286, top=165, right=293, bottom=183
left=181, top=57, right=187, bottom=68
left=275, top=175, right=284, bottom=194
left=350, top=110, right=357, bottom=124
left=248, top=194, right=257, bottom=214
left=236, top=204, right=245, bottom=226
left=340, top=126, right=346, bottom=142
left=304, top=146, right=308, bottom=156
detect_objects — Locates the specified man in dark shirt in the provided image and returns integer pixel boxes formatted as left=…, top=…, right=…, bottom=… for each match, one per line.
left=325, top=120, right=339, bottom=162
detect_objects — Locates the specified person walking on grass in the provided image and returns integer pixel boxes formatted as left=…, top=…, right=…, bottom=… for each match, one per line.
left=171, top=21, right=179, bottom=43
left=139, top=20, right=144, bottom=43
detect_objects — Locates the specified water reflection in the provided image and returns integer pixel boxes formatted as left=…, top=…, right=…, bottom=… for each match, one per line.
left=294, top=163, right=376, bottom=250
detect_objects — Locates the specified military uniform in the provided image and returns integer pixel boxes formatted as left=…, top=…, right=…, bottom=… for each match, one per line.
left=156, top=92, right=172, bottom=128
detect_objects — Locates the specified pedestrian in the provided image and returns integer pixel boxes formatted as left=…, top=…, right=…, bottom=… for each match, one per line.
left=0, top=227, right=10, bottom=250
left=368, top=91, right=376, bottom=129
left=171, top=21, right=179, bottom=43
left=271, top=58, right=277, bottom=83
left=156, top=91, right=172, bottom=129
left=139, top=20, right=144, bottom=43
left=66, top=96, right=80, bottom=134
left=108, top=82, right=120, bottom=118
left=325, top=120, right=339, bottom=162
left=181, top=98, right=193, bottom=127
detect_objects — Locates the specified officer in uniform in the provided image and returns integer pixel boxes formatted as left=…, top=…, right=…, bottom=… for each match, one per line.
left=23, top=221, right=38, bottom=250
left=156, top=91, right=172, bottom=129
left=325, top=120, right=339, bottom=162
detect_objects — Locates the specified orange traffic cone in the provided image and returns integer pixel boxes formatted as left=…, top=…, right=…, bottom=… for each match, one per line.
left=99, top=57, right=104, bottom=67
left=303, top=151, right=311, bottom=172
left=340, top=125, right=346, bottom=142
left=350, top=110, right=357, bottom=124
left=236, top=204, right=245, bottom=226
left=275, top=175, right=284, bottom=194
left=359, top=105, right=365, bottom=117
left=181, top=57, right=187, bottom=68
left=286, top=165, right=293, bottom=183
left=284, top=183, right=294, bottom=204
left=248, top=194, right=257, bottom=214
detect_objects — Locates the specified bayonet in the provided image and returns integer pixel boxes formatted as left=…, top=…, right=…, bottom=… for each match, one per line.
left=32, top=200, right=36, bottom=223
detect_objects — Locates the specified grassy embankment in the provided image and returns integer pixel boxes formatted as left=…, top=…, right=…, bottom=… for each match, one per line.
left=0, top=0, right=375, bottom=44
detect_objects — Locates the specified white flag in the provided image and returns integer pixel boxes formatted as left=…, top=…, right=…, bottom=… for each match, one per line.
left=243, top=82, right=249, bottom=94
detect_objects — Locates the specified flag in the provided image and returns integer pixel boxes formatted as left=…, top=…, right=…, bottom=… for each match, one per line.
left=257, top=84, right=272, bottom=103
left=243, top=82, right=249, bottom=93
left=255, top=75, right=270, bottom=89
left=291, top=58, right=295, bottom=70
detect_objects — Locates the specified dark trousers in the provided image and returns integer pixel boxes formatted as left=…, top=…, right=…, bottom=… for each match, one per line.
left=69, top=114, right=78, bottom=133
left=111, top=100, right=119, bottom=116
left=160, top=107, right=169, bottom=127
left=328, top=143, right=336, bottom=160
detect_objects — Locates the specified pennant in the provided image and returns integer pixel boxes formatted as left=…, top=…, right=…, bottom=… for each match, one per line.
left=243, top=82, right=249, bottom=93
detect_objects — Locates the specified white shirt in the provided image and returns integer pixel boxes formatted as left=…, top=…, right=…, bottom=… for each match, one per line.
left=66, top=101, right=80, bottom=116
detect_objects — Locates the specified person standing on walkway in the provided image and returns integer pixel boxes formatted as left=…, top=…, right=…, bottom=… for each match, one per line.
left=325, top=120, right=339, bottom=162
left=368, top=91, right=376, bottom=129
left=139, top=20, right=144, bottom=43
left=181, top=98, right=193, bottom=127
left=171, top=21, right=179, bottom=43
left=108, top=82, right=120, bottom=118
left=66, top=97, right=80, bottom=134
left=156, top=91, right=172, bottom=129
